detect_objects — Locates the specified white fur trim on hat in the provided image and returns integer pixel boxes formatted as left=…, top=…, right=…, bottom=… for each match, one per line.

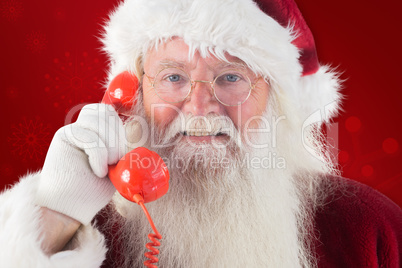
left=101, top=0, right=341, bottom=122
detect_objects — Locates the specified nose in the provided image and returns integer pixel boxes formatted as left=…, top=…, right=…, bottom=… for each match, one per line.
left=181, top=79, right=222, bottom=116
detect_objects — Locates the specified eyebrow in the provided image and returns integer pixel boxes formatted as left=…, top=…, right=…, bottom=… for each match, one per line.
left=156, top=59, right=248, bottom=71
left=213, top=61, right=248, bottom=70
left=158, top=60, right=188, bottom=69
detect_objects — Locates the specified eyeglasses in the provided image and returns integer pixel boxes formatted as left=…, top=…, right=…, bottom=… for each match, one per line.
left=145, top=67, right=260, bottom=106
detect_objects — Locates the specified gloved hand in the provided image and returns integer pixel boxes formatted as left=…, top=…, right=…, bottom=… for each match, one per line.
left=35, top=104, right=126, bottom=225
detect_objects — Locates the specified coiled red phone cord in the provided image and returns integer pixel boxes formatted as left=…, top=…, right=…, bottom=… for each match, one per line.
left=133, top=194, right=162, bottom=268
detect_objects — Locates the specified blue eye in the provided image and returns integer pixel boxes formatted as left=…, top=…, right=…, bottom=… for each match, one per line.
left=225, top=74, right=240, bottom=82
left=168, top=75, right=181, bottom=82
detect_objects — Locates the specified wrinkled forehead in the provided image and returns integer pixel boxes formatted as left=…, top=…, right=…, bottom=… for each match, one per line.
left=143, top=37, right=253, bottom=74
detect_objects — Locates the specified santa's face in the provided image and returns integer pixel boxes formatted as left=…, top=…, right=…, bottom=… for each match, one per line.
left=142, top=38, right=270, bottom=147
left=116, top=38, right=322, bottom=267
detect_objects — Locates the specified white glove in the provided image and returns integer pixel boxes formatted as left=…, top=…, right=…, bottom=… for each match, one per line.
left=35, top=104, right=126, bottom=225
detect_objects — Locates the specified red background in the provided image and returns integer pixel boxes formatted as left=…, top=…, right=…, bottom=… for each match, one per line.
left=0, top=0, right=401, bottom=207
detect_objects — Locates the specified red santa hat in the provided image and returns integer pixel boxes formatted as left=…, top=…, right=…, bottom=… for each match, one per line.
left=102, top=0, right=341, bottom=122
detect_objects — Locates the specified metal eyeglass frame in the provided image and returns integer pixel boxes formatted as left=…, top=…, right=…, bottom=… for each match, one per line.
left=144, top=67, right=260, bottom=107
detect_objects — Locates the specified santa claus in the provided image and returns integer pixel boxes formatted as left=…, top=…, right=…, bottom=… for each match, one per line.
left=1, top=0, right=401, bottom=267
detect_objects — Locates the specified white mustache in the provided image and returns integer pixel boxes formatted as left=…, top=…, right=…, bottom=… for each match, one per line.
left=158, top=114, right=241, bottom=145
left=181, top=115, right=231, bottom=135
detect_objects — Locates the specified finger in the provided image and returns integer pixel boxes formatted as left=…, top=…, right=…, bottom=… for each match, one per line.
left=75, top=103, right=126, bottom=164
left=63, top=125, right=109, bottom=178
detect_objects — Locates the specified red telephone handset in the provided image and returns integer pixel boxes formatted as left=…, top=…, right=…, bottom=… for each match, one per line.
left=103, top=71, right=169, bottom=203
left=103, top=72, right=169, bottom=267
left=108, top=147, right=169, bottom=204
left=101, top=71, right=138, bottom=117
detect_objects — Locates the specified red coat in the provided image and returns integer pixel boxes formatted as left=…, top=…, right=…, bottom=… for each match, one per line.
left=98, top=176, right=402, bottom=267
left=314, top=177, right=401, bottom=267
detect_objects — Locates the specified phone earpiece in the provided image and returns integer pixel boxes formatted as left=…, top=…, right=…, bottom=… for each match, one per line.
left=102, top=71, right=139, bottom=116
left=108, top=147, right=170, bottom=203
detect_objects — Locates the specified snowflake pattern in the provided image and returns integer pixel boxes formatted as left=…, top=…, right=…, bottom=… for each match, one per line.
left=44, top=51, right=105, bottom=112
left=0, top=0, right=23, bottom=21
left=26, top=31, right=47, bottom=54
left=8, top=117, right=52, bottom=162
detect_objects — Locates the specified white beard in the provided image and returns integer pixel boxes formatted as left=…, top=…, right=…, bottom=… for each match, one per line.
left=106, top=90, right=334, bottom=267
